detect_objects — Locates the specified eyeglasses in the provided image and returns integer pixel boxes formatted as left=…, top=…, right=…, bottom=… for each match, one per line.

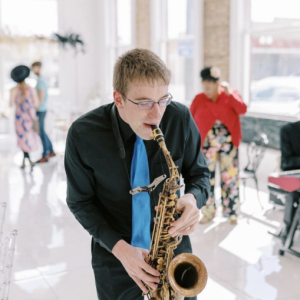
left=121, top=93, right=173, bottom=110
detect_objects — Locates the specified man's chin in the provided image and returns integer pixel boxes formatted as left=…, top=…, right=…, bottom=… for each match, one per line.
left=139, top=131, right=153, bottom=141
left=143, top=135, right=153, bottom=141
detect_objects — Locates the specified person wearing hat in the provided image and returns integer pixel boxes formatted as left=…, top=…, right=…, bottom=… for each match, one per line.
left=9, top=65, right=40, bottom=171
left=190, top=67, right=247, bottom=224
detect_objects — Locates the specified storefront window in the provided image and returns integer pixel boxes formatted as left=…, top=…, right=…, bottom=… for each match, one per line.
left=249, top=0, right=300, bottom=117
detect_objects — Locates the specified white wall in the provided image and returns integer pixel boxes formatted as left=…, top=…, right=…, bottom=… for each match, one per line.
left=230, top=0, right=251, bottom=104
left=193, top=0, right=204, bottom=96
left=57, top=0, right=113, bottom=115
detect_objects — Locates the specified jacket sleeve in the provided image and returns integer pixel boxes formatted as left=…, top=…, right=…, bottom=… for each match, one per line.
left=65, top=125, right=122, bottom=252
left=227, top=89, right=247, bottom=115
left=280, top=125, right=300, bottom=171
left=182, top=108, right=210, bottom=209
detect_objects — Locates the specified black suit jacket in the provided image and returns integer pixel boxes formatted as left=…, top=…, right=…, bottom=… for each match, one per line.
left=65, top=102, right=210, bottom=252
left=280, top=121, right=300, bottom=171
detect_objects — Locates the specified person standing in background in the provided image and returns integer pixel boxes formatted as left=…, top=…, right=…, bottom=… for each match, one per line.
left=10, top=65, right=40, bottom=171
left=190, top=67, right=247, bottom=224
left=31, top=61, right=55, bottom=163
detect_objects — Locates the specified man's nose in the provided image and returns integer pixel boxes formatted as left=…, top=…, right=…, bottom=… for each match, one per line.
left=149, top=102, right=162, bottom=119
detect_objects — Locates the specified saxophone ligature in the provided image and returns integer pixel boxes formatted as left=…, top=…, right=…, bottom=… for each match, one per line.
left=144, top=125, right=207, bottom=300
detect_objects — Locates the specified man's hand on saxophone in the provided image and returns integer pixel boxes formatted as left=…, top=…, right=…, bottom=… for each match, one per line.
left=112, top=239, right=160, bottom=293
left=168, top=193, right=200, bottom=237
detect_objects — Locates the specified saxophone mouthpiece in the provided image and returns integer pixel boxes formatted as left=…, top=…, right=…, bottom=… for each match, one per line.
left=150, top=125, right=159, bottom=140
left=151, top=125, right=165, bottom=143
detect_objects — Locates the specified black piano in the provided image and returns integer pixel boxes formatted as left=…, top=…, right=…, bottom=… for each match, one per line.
left=268, top=169, right=300, bottom=258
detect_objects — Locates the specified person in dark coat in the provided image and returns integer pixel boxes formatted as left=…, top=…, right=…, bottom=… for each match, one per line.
left=280, top=121, right=300, bottom=171
left=279, top=121, right=300, bottom=242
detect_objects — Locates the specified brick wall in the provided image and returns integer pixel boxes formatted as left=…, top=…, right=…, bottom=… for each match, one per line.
left=135, top=0, right=151, bottom=49
left=203, top=0, right=230, bottom=82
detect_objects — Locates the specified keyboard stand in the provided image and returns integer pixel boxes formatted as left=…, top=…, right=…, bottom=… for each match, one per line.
left=279, top=203, right=300, bottom=258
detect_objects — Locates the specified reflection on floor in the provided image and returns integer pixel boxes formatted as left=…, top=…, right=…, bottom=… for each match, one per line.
left=0, top=131, right=299, bottom=300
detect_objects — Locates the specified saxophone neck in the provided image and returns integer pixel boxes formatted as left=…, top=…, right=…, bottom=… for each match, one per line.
left=151, top=125, right=180, bottom=182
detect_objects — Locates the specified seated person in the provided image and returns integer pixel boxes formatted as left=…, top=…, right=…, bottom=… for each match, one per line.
left=281, top=121, right=300, bottom=171
left=279, top=121, right=300, bottom=242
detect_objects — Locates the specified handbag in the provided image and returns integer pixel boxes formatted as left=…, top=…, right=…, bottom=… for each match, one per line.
left=32, top=117, right=40, bottom=134
left=26, top=104, right=40, bottom=134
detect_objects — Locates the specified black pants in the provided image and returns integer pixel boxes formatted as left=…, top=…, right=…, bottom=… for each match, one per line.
left=23, top=151, right=30, bottom=159
left=91, top=238, right=197, bottom=300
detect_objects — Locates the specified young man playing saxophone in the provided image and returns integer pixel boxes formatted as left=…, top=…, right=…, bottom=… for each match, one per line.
left=65, top=49, right=210, bottom=300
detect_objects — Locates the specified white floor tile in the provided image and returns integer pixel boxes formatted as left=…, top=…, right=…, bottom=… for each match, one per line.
left=10, top=276, right=58, bottom=300
left=198, top=276, right=253, bottom=300
left=12, top=247, right=42, bottom=281
left=24, top=241, right=92, bottom=276
left=43, top=268, right=98, bottom=300
left=1, top=136, right=300, bottom=300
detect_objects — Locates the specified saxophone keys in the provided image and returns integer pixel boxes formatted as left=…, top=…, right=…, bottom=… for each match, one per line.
left=157, top=257, right=164, bottom=264
left=157, top=264, right=165, bottom=271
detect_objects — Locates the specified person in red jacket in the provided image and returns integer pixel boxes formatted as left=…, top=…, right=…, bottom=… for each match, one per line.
left=190, top=67, right=247, bottom=224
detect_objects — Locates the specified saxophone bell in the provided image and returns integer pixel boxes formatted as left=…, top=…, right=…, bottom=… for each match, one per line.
left=168, top=253, right=207, bottom=298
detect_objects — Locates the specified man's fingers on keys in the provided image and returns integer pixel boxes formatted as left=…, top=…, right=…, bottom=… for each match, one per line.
left=132, top=275, right=149, bottom=293
left=141, top=260, right=160, bottom=278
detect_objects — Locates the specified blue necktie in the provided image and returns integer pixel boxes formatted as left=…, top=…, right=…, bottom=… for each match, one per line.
left=130, top=135, right=151, bottom=249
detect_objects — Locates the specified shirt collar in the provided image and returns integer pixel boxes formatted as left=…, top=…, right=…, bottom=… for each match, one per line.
left=205, top=89, right=224, bottom=103
left=116, top=108, right=135, bottom=141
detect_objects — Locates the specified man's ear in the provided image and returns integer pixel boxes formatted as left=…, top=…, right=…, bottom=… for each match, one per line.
left=113, top=91, right=124, bottom=109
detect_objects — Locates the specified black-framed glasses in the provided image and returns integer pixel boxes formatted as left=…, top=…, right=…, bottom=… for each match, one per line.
left=121, top=93, right=173, bottom=110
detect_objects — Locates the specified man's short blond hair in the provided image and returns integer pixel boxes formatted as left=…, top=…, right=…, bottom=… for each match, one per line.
left=113, top=48, right=171, bottom=95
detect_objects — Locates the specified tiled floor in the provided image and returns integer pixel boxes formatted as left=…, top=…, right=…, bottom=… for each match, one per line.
left=0, top=127, right=300, bottom=300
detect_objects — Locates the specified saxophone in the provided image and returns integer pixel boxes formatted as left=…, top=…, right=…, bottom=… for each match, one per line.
left=144, top=125, right=207, bottom=300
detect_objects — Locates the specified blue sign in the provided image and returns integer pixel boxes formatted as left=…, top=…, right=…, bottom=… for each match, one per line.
left=178, top=40, right=194, bottom=57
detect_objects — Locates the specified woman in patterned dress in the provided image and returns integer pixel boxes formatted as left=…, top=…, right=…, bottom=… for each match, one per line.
left=190, top=67, right=247, bottom=224
left=10, top=65, right=40, bottom=171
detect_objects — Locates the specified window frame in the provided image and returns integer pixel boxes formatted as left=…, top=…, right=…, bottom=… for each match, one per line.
left=230, top=0, right=300, bottom=121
